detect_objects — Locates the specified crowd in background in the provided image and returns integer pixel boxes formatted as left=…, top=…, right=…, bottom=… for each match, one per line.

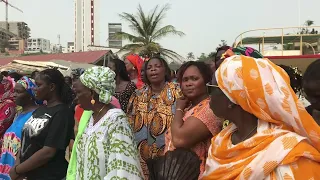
left=0, top=46, right=320, bottom=179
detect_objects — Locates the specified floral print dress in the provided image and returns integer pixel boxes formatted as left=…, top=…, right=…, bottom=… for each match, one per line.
left=75, top=109, right=143, bottom=180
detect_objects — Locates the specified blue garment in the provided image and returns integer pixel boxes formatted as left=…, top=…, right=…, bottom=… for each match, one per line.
left=0, top=111, right=34, bottom=180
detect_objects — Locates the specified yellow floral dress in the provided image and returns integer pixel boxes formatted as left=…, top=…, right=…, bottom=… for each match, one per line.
left=127, top=82, right=182, bottom=179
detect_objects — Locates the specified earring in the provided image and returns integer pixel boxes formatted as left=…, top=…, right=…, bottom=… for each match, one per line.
left=91, top=97, right=95, bottom=105
left=228, top=104, right=233, bottom=109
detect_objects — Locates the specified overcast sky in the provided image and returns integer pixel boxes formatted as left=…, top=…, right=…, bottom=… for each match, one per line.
left=1, top=0, right=320, bottom=58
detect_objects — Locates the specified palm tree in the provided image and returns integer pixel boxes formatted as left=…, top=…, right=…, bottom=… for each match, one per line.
left=187, top=52, right=195, bottom=61
left=115, top=4, right=185, bottom=63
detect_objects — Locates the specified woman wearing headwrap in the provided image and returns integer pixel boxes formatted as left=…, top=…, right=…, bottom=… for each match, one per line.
left=125, top=54, right=144, bottom=88
left=204, top=55, right=320, bottom=179
left=0, top=74, right=16, bottom=153
left=216, top=46, right=264, bottom=129
left=67, top=66, right=143, bottom=180
left=0, top=76, right=41, bottom=180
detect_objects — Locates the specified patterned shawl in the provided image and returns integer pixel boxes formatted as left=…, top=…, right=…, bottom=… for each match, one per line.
left=203, top=55, right=320, bottom=179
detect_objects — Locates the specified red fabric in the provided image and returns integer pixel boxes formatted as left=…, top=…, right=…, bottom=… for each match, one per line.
left=74, top=105, right=84, bottom=122
left=126, top=54, right=144, bottom=88
left=0, top=78, right=15, bottom=151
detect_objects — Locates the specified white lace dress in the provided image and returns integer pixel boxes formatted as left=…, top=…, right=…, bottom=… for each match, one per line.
left=75, top=109, right=143, bottom=180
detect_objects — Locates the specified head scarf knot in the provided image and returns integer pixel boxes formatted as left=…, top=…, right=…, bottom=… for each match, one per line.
left=126, top=54, right=144, bottom=88
left=80, top=66, right=116, bottom=104
left=17, top=76, right=43, bottom=105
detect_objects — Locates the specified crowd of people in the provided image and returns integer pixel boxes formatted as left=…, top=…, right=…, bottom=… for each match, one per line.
left=0, top=47, right=320, bottom=179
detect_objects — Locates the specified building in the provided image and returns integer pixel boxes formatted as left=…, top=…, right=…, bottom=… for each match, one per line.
left=27, top=38, right=50, bottom=52
left=51, top=43, right=62, bottom=53
left=0, top=21, right=30, bottom=39
left=74, top=0, right=100, bottom=52
left=108, top=23, right=122, bottom=48
left=67, top=42, right=75, bottom=52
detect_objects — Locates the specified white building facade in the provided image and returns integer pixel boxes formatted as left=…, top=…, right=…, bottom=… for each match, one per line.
left=27, top=38, right=50, bottom=52
left=75, top=0, right=100, bottom=52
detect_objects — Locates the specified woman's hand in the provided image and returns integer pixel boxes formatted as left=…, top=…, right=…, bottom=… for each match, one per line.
left=9, top=165, right=19, bottom=180
left=176, top=97, right=190, bottom=110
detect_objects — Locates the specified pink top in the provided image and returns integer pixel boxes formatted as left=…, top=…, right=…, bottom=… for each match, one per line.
left=111, top=96, right=121, bottom=109
left=165, top=98, right=222, bottom=179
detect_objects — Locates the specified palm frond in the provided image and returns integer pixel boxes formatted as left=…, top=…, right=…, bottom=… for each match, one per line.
left=119, top=12, right=146, bottom=37
left=160, top=48, right=184, bottom=63
left=151, top=25, right=185, bottom=41
left=149, top=4, right=170, bottom=37
left=137, top=4, right=152, bottom=39
left=113, top=32, right=145, bottom=43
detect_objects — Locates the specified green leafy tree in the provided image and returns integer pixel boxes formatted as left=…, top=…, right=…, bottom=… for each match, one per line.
left=218, top=40, right=228, bottom=47
left=115, top=4, right=185, bottom=63
left=197, top=53, right=208, bottom=61
left=187, top=52, right=195, bottom=61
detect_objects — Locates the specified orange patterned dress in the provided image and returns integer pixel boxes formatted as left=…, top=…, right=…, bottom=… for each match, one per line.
left=127, top=82, right=181, bottom=179
left=165, top=98, right=222, bottom=178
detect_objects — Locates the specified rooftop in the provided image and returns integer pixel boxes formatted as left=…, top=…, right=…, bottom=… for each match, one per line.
left=0, top=50, right=110, bottom=65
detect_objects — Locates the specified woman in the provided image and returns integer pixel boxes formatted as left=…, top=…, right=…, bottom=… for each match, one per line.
left=0, top=76, right=41, bottom=180
left=303, top=59, right=320, bottom=125
left=10, top=69, right=75, bottom=180
left=67, top=66, right=143, bottom=180
left=125, top=54, right=144, bottom=88
left=204, top=55, right=320, bottom=179
left=165, top=61, right=222, bottom=178
left=0, top=74, right=16, bottom=152
left=108, top=58, right=137, bottom=112
left=278, top=64, right=310, bottom=108
left=127, top=56, right=181, bottom=179
left=216, top=46, right=264, bottom=129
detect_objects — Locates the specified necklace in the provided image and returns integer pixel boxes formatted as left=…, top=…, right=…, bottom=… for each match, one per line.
left=232, top=125, right=257, bottom=144
left=93, top=105, right=106, bottom=121
left=241, top=126, right=257, bottom=141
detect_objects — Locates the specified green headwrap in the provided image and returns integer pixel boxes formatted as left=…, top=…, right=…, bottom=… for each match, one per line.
left=79, top=66, right=116, bottom=104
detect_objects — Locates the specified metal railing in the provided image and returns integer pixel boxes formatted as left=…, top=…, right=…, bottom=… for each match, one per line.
left=233, top=26, right=320, bottom=56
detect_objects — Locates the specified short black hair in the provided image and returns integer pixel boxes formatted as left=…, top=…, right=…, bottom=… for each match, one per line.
left=214, top=46, right=231, bottom=62
left=178, top=61, right=213, bottom=84
left=31, top=70, right=39, bottom=79
left=278, top=64, right=302, bottom=94
left=143, top=56, right=171, bottom=84
left=40, top=69, right=73, bottom=105
left=110, top=58, right=130, bottom=81
left=1, top=71, right=8, bottom=77
left=303, top=59, right=320, bottom=83
left=8, top=72, right=23, bottom=82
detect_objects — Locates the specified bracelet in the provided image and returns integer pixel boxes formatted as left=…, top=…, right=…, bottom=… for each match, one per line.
left=176, top=108, right=184, bottom=113
left=14, top=165, right=20, bottom=175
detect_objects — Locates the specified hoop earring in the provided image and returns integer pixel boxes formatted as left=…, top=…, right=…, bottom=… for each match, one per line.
left=228, top=104, right=233, bottom=109
left=91, top=97, right=95, bottom=105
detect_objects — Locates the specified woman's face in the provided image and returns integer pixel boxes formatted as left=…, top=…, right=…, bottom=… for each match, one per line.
left=34, top=75, right=52, bottom=101
left=73, top=79, right=93, bottom=110
left=124, top=59, right=134, bottom=72
left=181, top=65, right=206, bottom=100
left=13, top=83, right=31, bottom=106
left=146, top=58, right=166, bottom=84
left=208, top=79, right=230, bottom=118
left=303, top=80, right=320, bottom=110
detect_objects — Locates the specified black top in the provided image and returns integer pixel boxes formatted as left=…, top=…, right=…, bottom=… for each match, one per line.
left=20, top=104, right=75, bottom=180
left=114, top=81, right=137, bottom=112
